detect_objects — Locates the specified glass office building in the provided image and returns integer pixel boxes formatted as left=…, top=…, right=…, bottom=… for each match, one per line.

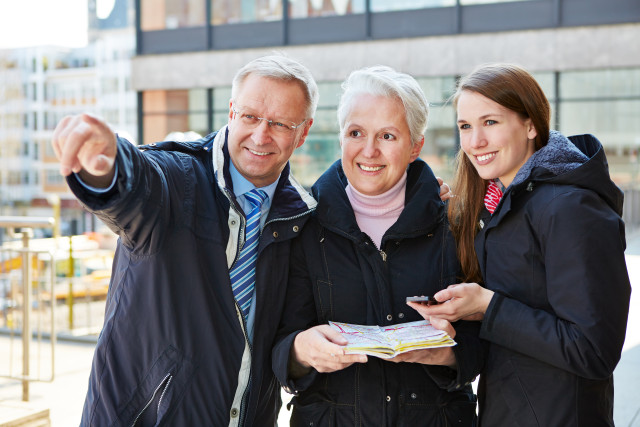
left=132, top=0, right=640, bottom=186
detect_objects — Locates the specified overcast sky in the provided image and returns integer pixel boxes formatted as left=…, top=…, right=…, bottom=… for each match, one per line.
left=0, top=0, right=88, bottom=49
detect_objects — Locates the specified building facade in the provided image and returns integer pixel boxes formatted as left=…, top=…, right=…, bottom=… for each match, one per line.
left=131, top=0, right=640, bottom=188
left=0, top=0, right=136, bottom=235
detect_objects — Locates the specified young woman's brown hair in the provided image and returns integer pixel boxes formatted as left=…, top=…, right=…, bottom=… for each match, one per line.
left=448, top=63, right=551, bottom=282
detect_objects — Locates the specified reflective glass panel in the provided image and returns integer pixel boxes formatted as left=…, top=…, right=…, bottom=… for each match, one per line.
left=561, top=68, right=640, bottom=99
left=371, top=0, right=455, bottom=12
left=289, top=0, right=365, bottom=18
left=142, top=89, right=208, bottom=144
left=141, top=0, right=206, bottom=31
left=213, top=87, right=232, bottom=130
left=560, top=99, right=640, bottom=185
left=460, top=0, right=530, bottom=4
left=212, top=0, right=283, bottom=25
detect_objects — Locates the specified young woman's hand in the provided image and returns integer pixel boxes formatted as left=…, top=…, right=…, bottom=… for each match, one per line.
left=407, top=283, right=494, bottom=322
left=386, top=317, right=457, bottom=368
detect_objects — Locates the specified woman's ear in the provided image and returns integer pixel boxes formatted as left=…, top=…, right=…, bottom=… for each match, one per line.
left=526, top=119, right=538, bottom=141
left=410, top=136, right=425, bottom=162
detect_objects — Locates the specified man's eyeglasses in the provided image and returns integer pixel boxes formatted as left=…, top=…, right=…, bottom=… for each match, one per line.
left=232, top=107, right=307, bottom=135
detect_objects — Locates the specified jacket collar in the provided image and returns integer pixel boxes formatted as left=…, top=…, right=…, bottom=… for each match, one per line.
left=312, top=159, right=445, bottom=242
left=499, top=131, right=622, bottom=216
left=211, top=126, right=317, bottom=219
left=512, top=130, right=587, bottom=187
left=484, top=132, right=623, bottom=235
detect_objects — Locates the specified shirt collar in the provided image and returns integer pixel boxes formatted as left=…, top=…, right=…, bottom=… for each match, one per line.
left=228, top=159, right=278, bottom=201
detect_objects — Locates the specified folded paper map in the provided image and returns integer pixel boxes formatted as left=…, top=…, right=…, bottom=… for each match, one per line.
left=329, top=319, right=456, bottom=359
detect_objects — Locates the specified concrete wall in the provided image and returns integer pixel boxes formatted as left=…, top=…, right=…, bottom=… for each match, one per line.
left=131, top=23, right=640, bottom=90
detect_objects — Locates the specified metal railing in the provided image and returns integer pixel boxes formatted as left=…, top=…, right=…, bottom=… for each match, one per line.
left=0, top=216, right=56, bottom=402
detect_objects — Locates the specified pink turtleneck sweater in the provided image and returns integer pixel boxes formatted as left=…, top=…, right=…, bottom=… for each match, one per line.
left=345, top=172, right=407, bottom=249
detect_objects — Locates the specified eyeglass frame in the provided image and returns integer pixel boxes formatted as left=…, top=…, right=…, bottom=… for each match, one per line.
left=231, top=106, right=308, bottom=134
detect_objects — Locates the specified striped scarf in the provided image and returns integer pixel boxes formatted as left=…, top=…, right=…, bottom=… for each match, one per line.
left=484, top=180, right=503, bottom=214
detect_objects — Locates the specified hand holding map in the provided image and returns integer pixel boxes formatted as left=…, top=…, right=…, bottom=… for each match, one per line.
left=329, top=320, right=456, bottom=359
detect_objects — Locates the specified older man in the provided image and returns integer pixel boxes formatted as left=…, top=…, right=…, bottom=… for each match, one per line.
left=53, top=55, right=318, bottom=426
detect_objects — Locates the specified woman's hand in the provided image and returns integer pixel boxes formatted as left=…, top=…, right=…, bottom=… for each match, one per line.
left=407, top=283, right=494, bottom=322
left=290, top=325, right=367, bottom=378
left=437, top=177, right=453, bottom=201
left=386, top=317, right=457, bottom=368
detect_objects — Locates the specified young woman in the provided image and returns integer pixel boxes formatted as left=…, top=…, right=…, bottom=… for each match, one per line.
left=272, top=66, right=483, bottom=426
left=410, top=63, right=631, bottom=426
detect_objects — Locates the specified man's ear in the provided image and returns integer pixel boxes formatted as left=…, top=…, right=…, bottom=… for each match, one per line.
left=228, top=100, right=234, bottom=123
left=295, top=119, right=314, bottom=149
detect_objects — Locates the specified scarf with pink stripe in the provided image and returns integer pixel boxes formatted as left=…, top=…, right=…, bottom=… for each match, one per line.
left=484, top=180, right=503, bottom=214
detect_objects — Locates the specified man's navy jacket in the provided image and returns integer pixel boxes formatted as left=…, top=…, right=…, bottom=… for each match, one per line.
left=69, top=128, right=316, bottom=426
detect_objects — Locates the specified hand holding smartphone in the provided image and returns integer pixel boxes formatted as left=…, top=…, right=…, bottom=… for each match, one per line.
left=406, top=296, right=440, bottom=306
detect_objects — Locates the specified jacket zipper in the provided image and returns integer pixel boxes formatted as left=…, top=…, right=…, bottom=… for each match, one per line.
left=224, top=188, right=246, bottom=269
left=263, top=209, right=315, bottom=228
left=224, top=191, right=314, bottom=426
left=234, top=301, right=253, bottom=427
left=130, top=373, right=172, bottom=427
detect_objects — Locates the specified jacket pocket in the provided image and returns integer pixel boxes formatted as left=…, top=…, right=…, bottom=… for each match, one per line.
left=114, top=346, right=194, bottom=427
left=290, top=396, right=351, bottom=427
left=440, top=398, right=478, bottom=427
left=485, top=358, right=539, bottom=427
left=400, top=391, right=477, bottom=427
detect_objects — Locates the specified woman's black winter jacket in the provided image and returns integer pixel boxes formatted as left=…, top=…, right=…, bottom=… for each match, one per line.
left=273, top=159, right=484, bottom=426
left=475, top=132, right=631, bottom=426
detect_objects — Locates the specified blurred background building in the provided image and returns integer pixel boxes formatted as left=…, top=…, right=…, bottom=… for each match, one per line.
left=0, top=0, right=136, bottom=238
left=0, top=0, right=639, bottom=234
left=132, top=0, right=640, bottom=190
left=0, top=3, right=639, bottom=424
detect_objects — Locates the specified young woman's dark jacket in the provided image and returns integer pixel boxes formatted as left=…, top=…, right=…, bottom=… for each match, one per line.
left=273, top=158, right=484, bottom=426
left=67, top=129, right=316, bottom=426
left=475, top=132, right=631, bottom=426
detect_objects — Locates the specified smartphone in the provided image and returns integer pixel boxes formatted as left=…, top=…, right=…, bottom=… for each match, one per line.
left=406, top=296, right=440, bottom=305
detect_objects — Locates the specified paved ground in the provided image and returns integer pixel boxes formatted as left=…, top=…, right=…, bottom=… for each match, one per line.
left=2, top=231, right=640, bottom=426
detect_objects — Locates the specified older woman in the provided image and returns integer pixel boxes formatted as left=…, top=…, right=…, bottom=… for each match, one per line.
left=411, top=63, right=631, bottom=426
left=272, top=66, right=483, bottom=426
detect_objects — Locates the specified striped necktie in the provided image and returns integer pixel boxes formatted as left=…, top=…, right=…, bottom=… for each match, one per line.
left=230, top=189, right=267, bottom=319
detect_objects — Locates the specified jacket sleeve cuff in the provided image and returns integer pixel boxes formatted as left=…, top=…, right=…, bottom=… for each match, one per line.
left=423, top=320, right=485, bottom=392
left=480, top=292, right=504, bottom=338
left=272, top=331, right=319, bottom=395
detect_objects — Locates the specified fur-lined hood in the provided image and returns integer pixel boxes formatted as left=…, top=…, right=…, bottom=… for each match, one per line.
left=511, top=131, right=623, bottom=216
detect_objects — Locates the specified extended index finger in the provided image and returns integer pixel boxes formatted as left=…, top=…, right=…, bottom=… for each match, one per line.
left=51, top=115, right=74, bottom=161
left=57, top=115, right=96, bottom=175
left=59, top=114, right=112, bottom=176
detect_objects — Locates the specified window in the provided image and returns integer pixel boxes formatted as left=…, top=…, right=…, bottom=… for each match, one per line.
left=289, top=0, right=365, bottom=18
left=45, top=170, right=66, bottom=186
left=559, top=68, right=640, bottom=185
left=371, top=0, right=454, bottom=12
left=459, top=0, right=530, bottom=4
left=142, top=89, right=208, bottom=145
left=141, top=0, right=206, bottom=31
left=212, top=86, right=231, bottom=130
left=212, top=0, right=282, bottom=25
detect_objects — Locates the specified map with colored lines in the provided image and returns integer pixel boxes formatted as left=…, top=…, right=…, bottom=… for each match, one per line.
left=329, top=320, right=456, bottom=359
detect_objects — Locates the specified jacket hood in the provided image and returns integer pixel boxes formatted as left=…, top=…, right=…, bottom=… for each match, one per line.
left=512, top=131, right=623, bottom=215
left=311, top=158, right=445, bottom=240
